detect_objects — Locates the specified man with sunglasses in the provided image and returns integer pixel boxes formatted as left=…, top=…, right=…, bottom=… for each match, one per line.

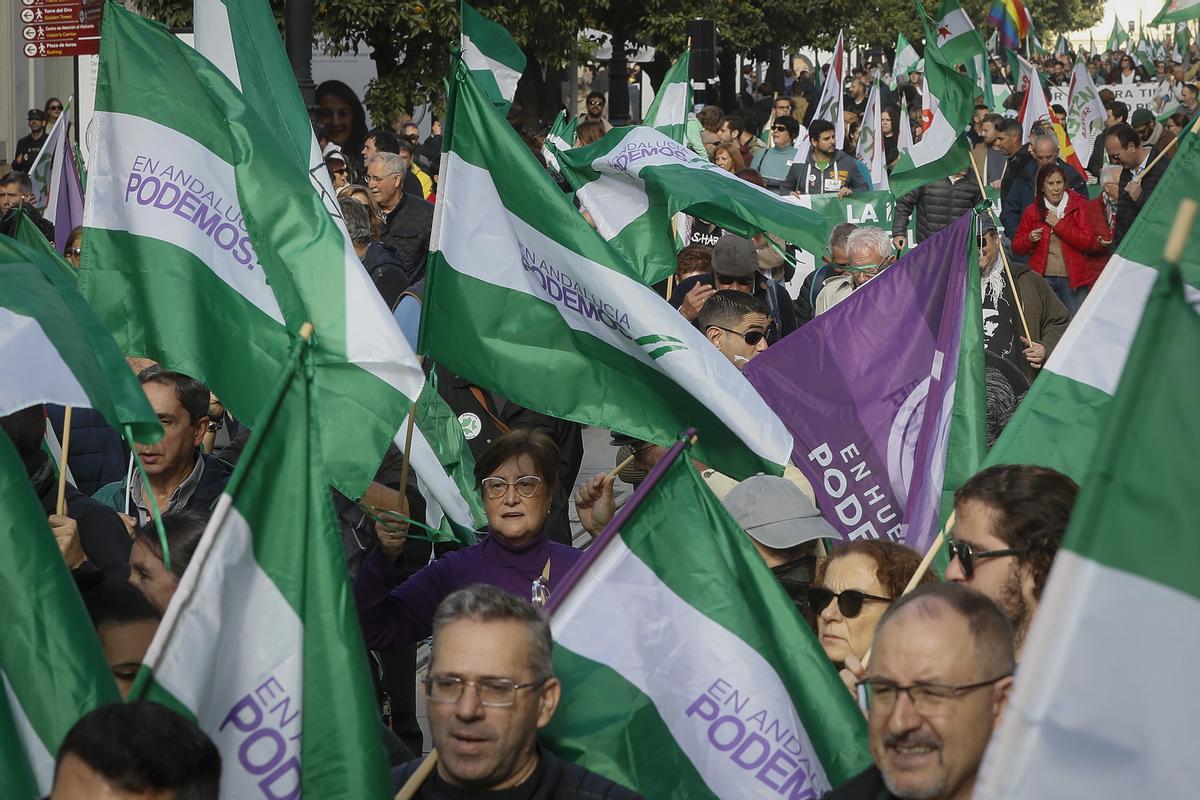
left=945, top=464, right=1078, bottom=654
left=814, top=226, right=895, bottom=316
left=824, top=583, right=1014, bottom=800
left=394, top=585, right=642, bottom=797
left=699, top=290, right=773, bottom=368
left=670, top=234, right=797, bottom=342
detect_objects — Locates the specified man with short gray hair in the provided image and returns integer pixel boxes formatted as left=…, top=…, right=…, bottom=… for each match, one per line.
left=393, top=584, right=643, bottom=798
left=814, top=227, right=895, bottom=315
left=367, top=152, right=434, bottom=283
left=822, top=583, right=1015, bottom=800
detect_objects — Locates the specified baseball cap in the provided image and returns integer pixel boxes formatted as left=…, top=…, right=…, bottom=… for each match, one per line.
left=27, top=109, right=47, bottom=121
left=711, top=235, right=760, bottom=277
left=1130, top=108, right=1155, bottom=127
left=721, top=475, right=841, bottom=549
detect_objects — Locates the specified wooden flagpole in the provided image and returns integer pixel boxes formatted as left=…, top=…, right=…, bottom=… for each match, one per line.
left=967, top=156, right=1036, bottom=348
left=55, top=405, right=73, bottom=515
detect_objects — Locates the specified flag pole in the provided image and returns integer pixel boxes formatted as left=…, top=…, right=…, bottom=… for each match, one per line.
left=966, top=159, right=1035, bottom=346
left=395, top=750, right=438, bottom=800
left=544, top=429, right=697, bottom=617
left=54, top=405, right=73, bottom=515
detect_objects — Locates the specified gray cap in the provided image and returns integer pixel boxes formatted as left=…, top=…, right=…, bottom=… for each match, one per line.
left=712, top=234, right=759, bottom=277
left=722, top=475, right=841, bottom=549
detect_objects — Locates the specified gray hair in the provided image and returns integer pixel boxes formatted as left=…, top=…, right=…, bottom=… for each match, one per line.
left=432, top=584, right=554, bottom=681
left=339, top=197, right=372, bottom=244
left=846, top=226, right=895, bottom=263
left=827, top=222, right=857, bottom=253
left=877, top=583, right=1015, bottom=678
left=1031, top=134, right=1059, bottom=154
left=369, top=152, right=407, bottom=176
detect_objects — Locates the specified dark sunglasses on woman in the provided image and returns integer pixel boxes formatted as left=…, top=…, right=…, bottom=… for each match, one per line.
left=807, top=587, right=892, bottom=618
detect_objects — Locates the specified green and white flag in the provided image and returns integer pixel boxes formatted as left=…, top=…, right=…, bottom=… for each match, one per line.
left=555, top=125, right=829, bottom=286
left=7, top=208, right=75, bottom=283
left=889, top=5, right=975, bottom=200
left=542, top=109, right=579, bottom=174
left=813, top=30, right=847, bottom=150
left=86, top=1, right=480, bottom=535
left=0, top=434, right=121, bottom=799
left=129, top=339, right=392, bottom=798
left=857, top=81, right=889, bottom=190
left=934, top=0, right=989, bottom=63
left=644, top=50, right=693, bottom=144
left=25, top=98, right=72, bottom=211
left=545, top=445, right=870, bottom=798
left=898, top=94, right=915, bottom=153
left=1028, top=24, right=1049, bottom=57
left=460, top=0, right=526, bottom=113
left=1055, top=33, right=1071, bottom=56
left=1108, top=17, right=1131, bottom=52
left=424, top=64, right=794, bottom=479
left=983, top=109, right=1200, bottom=482
left=0, top=234, right=159, bottom=442
left=974, top=264, right=1200, bottom=800
left=1155, top=0, right=1200, bottom=25
left=1135, top=30, right=1158, bottom=74
left=891, top=32, right=922, bottom=90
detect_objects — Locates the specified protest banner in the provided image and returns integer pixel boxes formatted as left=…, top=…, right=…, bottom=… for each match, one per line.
left=1050, top=82, right=1166, bottom=112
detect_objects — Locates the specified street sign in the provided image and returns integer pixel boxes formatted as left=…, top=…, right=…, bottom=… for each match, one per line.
left=19, top=0, right=101, bottom=58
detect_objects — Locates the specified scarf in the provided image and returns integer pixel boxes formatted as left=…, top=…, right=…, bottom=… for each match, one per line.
left=1043, top=194, right=1068, bottom=218
left=982, top=254, right=1006, bottom=305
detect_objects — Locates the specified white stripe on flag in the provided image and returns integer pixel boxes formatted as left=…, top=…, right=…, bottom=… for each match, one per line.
left=651, top=82, right=688, bottom=127
left=576, top=174, right=649, bottom=240
left=439, top=152, right=793, bottom=466
left=553, top=539, right=832, bottom=798
left=144, top=495, right=304, bottom=799
left=192, top=0, right=243, bottom=90
left=1, top=671, right=55, bottom=794
left=1043, top=257, right=1155, bottom=393
left=0, top=307, right=90, bottom=417
left=84, top=111, right=286, bottom=325
left=461, top=33, right=522, bottom=102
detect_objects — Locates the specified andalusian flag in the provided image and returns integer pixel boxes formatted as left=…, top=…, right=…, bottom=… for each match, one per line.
left=889, top=3, right=976, bottom=199
left=129, top=339, right=392, bottom=798
left=935, top=0, right=989, bottom=63
left=1108, top=16, right=1131, bottom=52
left=546, top=441, right=870, bottom=798
left=0, top=434, right=121, bottom=799
left=898, top=94, right=915, bottom=153
left=975, top=263, right=1200, bottom=800
left=542, top=109, right=578, bottom=175
left=0, top=234, right=159, bottom=442
left=1135, top=29, right=1158, bottom=74
left=1155, top=0, right=1200, bottom=25
left=84, top=1, right=480, bottom=534
left=891, top=32, right=923, bottom=89
left=1066, top=60, right=1107, bottom=168
left=1055, top=33, right=1071, bottom=56
left=813, top=30, right=847, bottom=150
left=983, top=114, right=1200, bottom=482
left=25, top=100, right=72, bottom=213
left=644, top=50, right=692, bottom=143
left=555, top=124, right=829, bottom=285
left=460, top=0, right=526, bottom=113
left=6, top=208, right=75, bottom=283
left=423, top=63, right=794, bottom=480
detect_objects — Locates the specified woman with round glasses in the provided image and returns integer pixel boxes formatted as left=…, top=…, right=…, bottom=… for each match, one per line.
left=808, top=540, right=935, bottom=669
left=353, top=429, right=582, bottom=651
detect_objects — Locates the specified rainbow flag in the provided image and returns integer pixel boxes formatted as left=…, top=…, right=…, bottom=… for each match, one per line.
left=987, top=0, right=1029, bottom=50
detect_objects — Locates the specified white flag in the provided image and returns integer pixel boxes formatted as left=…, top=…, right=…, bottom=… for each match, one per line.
left=857, top=82, right=890, bottom=190
left=1066, top=61, right=1106, bottom=169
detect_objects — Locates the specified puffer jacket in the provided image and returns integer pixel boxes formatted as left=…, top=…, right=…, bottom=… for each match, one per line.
left=892, top=175, right=982, bottom=243
left=1011, top=189, right=1099, bottom=289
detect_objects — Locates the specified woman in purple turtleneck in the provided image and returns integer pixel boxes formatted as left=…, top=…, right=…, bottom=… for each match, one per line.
left=353, top=429, right=583, bottom=650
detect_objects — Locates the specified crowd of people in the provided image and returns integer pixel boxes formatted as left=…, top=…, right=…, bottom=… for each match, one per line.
left=0, top=27, right=1181, bottom=800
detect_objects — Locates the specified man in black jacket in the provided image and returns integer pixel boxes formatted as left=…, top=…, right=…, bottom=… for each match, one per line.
left=368, top=152, right=434, bottom=283
left=1105, top=122, right=1170, bottom=248
left=891, top=169, right=981, bottom=250
left=393, top=585, right=642, bottom=799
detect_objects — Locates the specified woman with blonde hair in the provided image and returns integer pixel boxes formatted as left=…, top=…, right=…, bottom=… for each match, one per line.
left=711, top=142, right=746, bottom=173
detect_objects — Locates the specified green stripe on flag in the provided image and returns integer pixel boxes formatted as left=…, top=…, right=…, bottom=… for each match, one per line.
left=461, top=0, right=526, bottom=112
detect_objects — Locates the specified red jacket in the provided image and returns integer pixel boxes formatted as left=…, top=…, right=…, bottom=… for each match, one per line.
left=1084, top=195, right=1115, bottom=281
left=1011, top=190, right=1102, bottom=289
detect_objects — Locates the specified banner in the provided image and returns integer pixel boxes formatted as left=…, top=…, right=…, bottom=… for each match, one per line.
left=1050, top=82, right=1168, bottom=112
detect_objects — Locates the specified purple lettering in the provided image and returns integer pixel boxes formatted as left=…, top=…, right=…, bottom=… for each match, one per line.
left=685, top=693, right=718, bottom=722
left=731, top=732, right=771, bottom=770
left=707, top=678, right=732, bottom=703
left=124, top=173, right=144, bottom=203
left=780, top=758, right=817, bottom=799
left=756, top=749, right=799, bottom=792
left=192, top=203, right=221, bottom=236
left=239, top=727, right=286, bottom=775
left=708, top=716, right=745, bottom=752
left=214, top=222, right=240, bottom=250
left=270, top=696, right=300, bottom=730
left=172, top=191, right=200, bottom=222
left=152, top=182, right=181, bottom=210
left=234, top=235, right=255, bottom=267
left=259, top=756, right=301, bottom=800
left=132, top=155, right=149, bottom=172
left=135, top=176, right=161, bottom=205
left=256, top=677, right=284, bottom=706
left=219, top=694, right=262, bottom=733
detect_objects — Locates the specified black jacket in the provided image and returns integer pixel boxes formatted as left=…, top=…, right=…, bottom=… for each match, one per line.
left=1114, top=147, right=1170, bottom=248
left=821, top=765, right=898, bottom=800
left=362, top=240, right=410, bottom=310
left=999, top=150, right=1032, bottom=210
left=380, top=192, right=435, bottom=284
left=46, top=405, right=129, bottom=497
left=892, top=176, right=982, bottom=243
left=393, top=747, right=644, bottom=799
left=669, top=273, right=798, bottom=343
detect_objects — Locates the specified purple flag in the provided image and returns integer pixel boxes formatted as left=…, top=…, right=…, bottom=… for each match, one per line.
left=45, top=123, right=85, bottom=255
left=744, top=214, right=973, bottom=546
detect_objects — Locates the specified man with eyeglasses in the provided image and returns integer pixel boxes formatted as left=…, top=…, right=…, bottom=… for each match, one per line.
left=394, top=584, right=642, bottom=797
left=1105, top=122, right=1170, bottom=249
left=944, top=464, right=1077, bottom=654
left=796, top=222, right=855, bottom=325
left=823, top=582, right=1014, bottom=800
left=368, top=152, right=435, bottom=283
left=583, top=91, right=612, bottom=133
left=364, top=129, right=431, bottom=200
left=814, top=226, right=895, bottom=316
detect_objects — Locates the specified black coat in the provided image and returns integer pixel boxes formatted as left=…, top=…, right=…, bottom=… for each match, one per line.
left=393, top=747, right=644, bottom=799
left=380, top=193, right=435, bottom=284
left=892, top=176, right=982, bottom=243
left=46, top=405, right=129, bottom=498
left=362, top=240, right=410, bottom=310
left=821, top=765, right=898, bottom=799
left=1114, top=147, right=1171, bottom=248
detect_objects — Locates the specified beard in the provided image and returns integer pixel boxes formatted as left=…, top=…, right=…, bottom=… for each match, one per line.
left=996, top=565, right=1032, bottom=649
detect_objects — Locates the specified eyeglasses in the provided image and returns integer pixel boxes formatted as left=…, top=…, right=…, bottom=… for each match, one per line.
left=946, top=538, right=1024, bottom=580
left=364, top=173, right=398, bottom=183
left=808, top=587, right=892, bottom=619
left=66, top=247, right=82, bottom=257
left=772, top=124, right=790, bottom=132
left=710, top=325, right=771, bottom=346
left=857, top=674, right=1012, bottom=715
left=480, top=475, right=543, bottom=499
left=424, top=675, right=547, bottom=707
left=48, top=105, right=62, bottom=111
left=587, top=99, right=605, bottom=106
left=714, top=272, right=755, bottom=286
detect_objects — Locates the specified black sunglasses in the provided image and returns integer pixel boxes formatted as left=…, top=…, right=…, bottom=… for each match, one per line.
left=946, top=539, right=1024, bottom=580
left=714, top=272, right=755, bottom=286
left=710, top=325, right=770, bottom=345
left=772, top=124, right=790, bottom=132
left=808, top=587, right=892, bottom=619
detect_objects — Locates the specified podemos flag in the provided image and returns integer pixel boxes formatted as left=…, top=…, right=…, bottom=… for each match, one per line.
left=545, top=444, right=870, bottom=798
left=460, top=0, right=526, bottom=113
left=128, top=341, right=392, bottom=798
left=423, top=64, right=794, bottom=480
